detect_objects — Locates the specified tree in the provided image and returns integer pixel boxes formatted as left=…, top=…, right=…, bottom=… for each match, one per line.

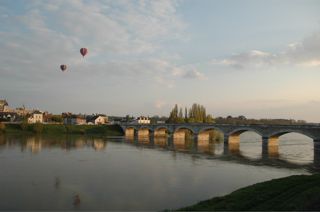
left=184, top=107, right=188, bottom=121
left=20, top=119, right=29, bottom=131
left=176, top=108, right=185, bottom=123
left=0, top=122, right=5, bottom=133
left=167, top=104, right=179, bottom=123
left=125, top=115, right=134, bottom=122
left=167, top=103, right=214, bottom=123
left=51, top=115, right=63, bottom=123
left=206, top=114, right=215, bottom=123
left=33, top=122, right=43, bottom=134
left=238, top=115, right=246, bottom=120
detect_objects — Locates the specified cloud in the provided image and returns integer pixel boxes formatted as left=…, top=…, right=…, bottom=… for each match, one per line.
left=172, top=66, right=206, bottom=80
left=154, top=100, right=167, bottom=109
left=181, top=69, right=206, bottom=79
left=0, top=0, right=203, bottom=91
left=211, top=31, right=320, bottom=69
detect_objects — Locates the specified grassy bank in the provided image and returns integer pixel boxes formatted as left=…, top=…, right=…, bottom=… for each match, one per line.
left=178, top=174, right=320, bottom=211
left=3, top=123, right=124, bottom=136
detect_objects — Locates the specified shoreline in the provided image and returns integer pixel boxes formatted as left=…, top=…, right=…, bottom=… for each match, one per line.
left=176, top=174, right=320, bottom=211
left=1, top=123, right=124, bottom=136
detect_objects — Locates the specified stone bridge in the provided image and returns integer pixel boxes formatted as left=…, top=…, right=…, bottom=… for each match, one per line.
left=120, top=123, right=320, bottom=165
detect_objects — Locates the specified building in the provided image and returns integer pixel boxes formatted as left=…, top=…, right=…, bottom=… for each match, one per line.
left=87, top=115, right=108, bottom=125
left=0, top=100, right=8, bottom=112
left=15, top=107, right=32, bottom=116
left=28, top=111, right=43, bottom=123
left=63, top=113, right=86, bottom=125
left=131, top=116, right=150, bottom=124
left=0, top=112, right=18, bottom=122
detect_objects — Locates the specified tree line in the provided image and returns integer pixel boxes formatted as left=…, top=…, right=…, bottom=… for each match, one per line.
left=166, top=103, right=214, bottom=123
left=165, top=103, right=308, bottom=125
left=215, top=116, right=307, bottom=125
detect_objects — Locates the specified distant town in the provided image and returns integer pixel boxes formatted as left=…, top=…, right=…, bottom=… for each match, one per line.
left=0, top=99, right=310, bottom=126
left=0, top=99, right=165, bottom=125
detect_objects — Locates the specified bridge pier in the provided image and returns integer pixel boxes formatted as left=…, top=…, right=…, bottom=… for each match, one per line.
left=167, top=133, right=174, bottom=149
left=223, top=134, right=229, bottom=155
left=149, top=131, right=155, bottom=145
left=262, top=137, right=279, bottom=159
left=223, top=133, right=241, bottom=155
left=192, top=133, right=199, bottom=151
left=134, top=130, right=138, bottom=140
left=125, top=128, right=136, bottom=137
left=194, top=133, right=199, bottom=143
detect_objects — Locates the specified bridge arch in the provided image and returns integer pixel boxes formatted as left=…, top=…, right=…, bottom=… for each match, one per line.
left=173, top=126, right=195, bottom=140
left=138, top=126, right=154, bottom=132
left=154, top=126, right=171, bottom=137
left=137, top=126, right=153, bottom=137
left=268, top=129, right=316, bottom=141
left=264, top=130, right=315, bottom=153
left=124, top=126, right=138, bottom=137
left=266, top=130, right=314, bottom=165
left=199, top=126, right=224, bottom=134
left=226, top=127, right=263, bottom=144
left=154, top=126, right=170, bottom=131
left=225, top=127, right=264, bottom=157
left=198, top=126, right=225, bottom=143
left=125, top=126, right=139, bottom=131
left=229, top=127, right=264, bottom=137
left=174, top=126, right=196, bottom=134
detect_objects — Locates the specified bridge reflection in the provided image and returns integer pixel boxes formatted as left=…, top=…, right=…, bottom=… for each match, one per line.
left=0, top=134, right=318, bottom=171
left=123, top=135, right=319, bottom=170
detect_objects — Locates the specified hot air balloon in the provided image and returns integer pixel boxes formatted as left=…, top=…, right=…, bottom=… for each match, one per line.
left=80, top=48, right=88, bottom=57
left=60, top=64, right=67, bottom=72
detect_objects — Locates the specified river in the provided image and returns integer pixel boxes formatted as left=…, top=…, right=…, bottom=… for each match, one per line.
left=0, top=132, right=317, bottom=210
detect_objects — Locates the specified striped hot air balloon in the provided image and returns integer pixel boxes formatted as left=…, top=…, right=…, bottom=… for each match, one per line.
left=60, top=64, right=67, bottom=72
left=80, top=48, right=88, bottom=57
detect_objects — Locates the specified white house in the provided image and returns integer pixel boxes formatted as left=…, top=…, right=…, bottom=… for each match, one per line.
left=28, top=111, right=43, bottom=123
left=0, top=100, right=8, bottom=112
left=87, top=115, right=108, bottom=125
left=131, top=116, right=150, bottom=124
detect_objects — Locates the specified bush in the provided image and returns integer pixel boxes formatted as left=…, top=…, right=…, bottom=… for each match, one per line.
left=33, top=122, right=44, bottom=133
left=20, top=120, right=29, bottom=131
left=65, top=124, right=71, bottom=134
left=51, top=115, right=63, bottom=123
left=0, top=122, right=5, bottom=133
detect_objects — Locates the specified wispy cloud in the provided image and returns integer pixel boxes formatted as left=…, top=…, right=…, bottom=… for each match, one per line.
left=211, top=31, right=320, bottom=70
left=0, top=0, right=201, bottom=89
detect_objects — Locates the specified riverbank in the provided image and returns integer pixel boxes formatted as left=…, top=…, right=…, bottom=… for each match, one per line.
left=2, top=123, right=124, bottom=136
left=178, top=174, right=320, bottom=211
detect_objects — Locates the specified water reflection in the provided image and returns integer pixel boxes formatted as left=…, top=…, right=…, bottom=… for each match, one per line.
left=266, top=145, right=280, bottom=158
left=0, top=134, right=317, bottom=169
left=0, top=134, right=107, bottom=153
left=0, top=133, right=318, bottom=210
left=154, top=137, right=167, bottom=147
left=123, top=134, right=318, bottom=170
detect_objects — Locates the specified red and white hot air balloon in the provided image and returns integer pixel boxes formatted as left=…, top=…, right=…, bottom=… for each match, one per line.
left=80, top=48, right=88, bottom=57
left=60, top=64, right=67, bottom=72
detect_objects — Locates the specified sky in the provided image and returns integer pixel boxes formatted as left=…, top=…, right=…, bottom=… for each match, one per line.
left=1, top=0, right=320, bottom=121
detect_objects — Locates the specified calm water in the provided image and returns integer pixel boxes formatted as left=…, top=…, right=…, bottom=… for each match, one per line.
left=0, top=132, right=317, bottom=210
